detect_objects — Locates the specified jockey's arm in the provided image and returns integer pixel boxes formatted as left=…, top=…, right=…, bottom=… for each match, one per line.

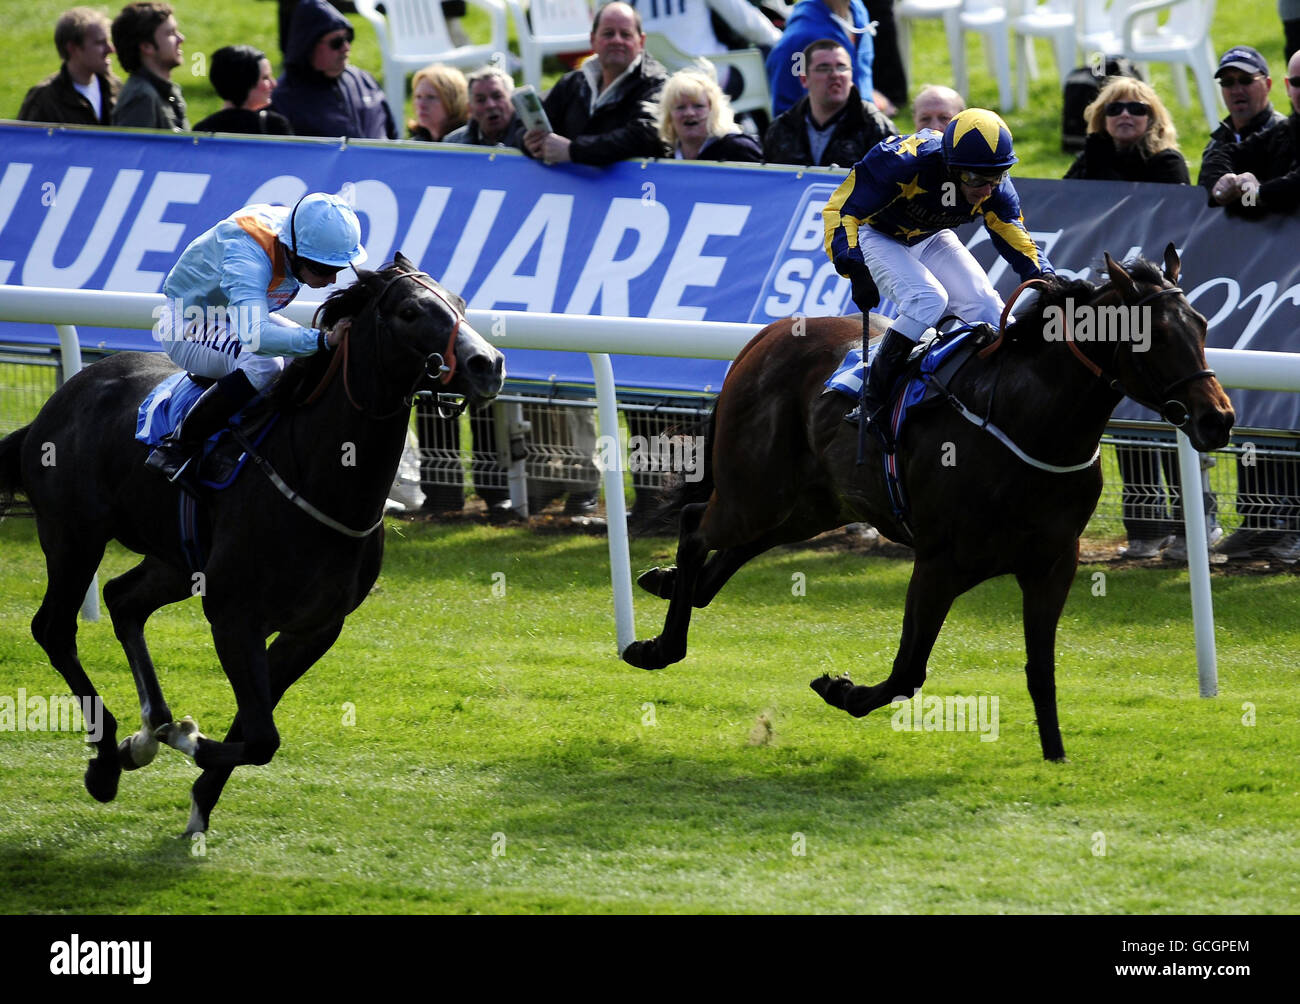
left=823, top=156, right=895, bottom=274
left=219, top=235, right=325, bottom=357
left=981, top=188, right=1054, bottom=282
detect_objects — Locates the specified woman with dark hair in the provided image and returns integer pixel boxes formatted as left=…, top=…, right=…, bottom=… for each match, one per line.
left=194, top=45, right=293, bottom=134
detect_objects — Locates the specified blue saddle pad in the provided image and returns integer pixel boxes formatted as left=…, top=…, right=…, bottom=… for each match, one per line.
left=136, top=371, right=205, bottom=446
left=135, top=372, right=275, bottom=490
left=825, top=328, right=977, bottom=412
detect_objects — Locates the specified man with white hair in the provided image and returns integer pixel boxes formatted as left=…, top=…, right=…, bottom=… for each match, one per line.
left=444, top=66, right=526, bottom=147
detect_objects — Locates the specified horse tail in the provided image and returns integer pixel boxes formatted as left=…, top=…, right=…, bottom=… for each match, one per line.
left=0, top=425, right=30, bottom=515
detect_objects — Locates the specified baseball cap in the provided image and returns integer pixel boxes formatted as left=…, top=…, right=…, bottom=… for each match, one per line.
left=1215, top=46, right=1269, bottom=79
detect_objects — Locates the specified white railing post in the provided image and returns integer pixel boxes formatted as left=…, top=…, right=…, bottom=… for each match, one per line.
left=1175, top=430, right=1217, bottom=697
left=589, top=352, right=635, bottom=654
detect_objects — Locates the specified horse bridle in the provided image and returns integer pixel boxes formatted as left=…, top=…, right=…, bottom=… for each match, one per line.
left=309, top=264, right=467, bottom=420
left=995, top=278, right=1217, bottom=429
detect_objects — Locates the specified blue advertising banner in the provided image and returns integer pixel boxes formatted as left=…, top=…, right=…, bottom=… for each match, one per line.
left=1, top=124, right=1299, bottom=426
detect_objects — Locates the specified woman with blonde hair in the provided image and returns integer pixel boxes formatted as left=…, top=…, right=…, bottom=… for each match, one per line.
left=1064, top=76, right=1189, bottom=183
left=657, top=68, right=761, bottom=162
left=407, top=63, right=468, bottom=141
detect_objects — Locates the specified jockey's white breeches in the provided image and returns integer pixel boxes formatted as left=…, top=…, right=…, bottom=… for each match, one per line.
left=156, top=301, right=288, bottom=391
left=856, top=227, right=1005, bottom=341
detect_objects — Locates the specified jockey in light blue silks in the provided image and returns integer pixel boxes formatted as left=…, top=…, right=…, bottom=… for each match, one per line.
left=824, top=108, right=1054, bottom=451
left=145, top=192, right=367, bottom=484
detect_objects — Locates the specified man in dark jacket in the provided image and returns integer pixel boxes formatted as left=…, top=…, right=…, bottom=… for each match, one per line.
left=271, top=0, right=396, bottom=140
left=1200, top=45, right=1287, bottom=179
left=523, top=2, right=667, bottom=166
left=110, top=2, right=187, bottom=130
left=19, top=7, right=120, bottom=126
left=444, top=66, right=527, bottom=148
left=1202, top=49, right=1300, bottom=216
left=763, top=40, right=896, bottom=168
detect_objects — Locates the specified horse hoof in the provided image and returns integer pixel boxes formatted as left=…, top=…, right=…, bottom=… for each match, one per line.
left=84, top=759, right=120, bottom=803
left=636, top=567, right=675, bottom=600
left=184, top=796, right=209, bottom=836
left=621, top=639, right=666, bottom=671
left=809, top=673, right=855, bottom=710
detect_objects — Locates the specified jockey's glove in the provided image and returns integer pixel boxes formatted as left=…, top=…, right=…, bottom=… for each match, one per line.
left=834, top=257, right=880, bottom=313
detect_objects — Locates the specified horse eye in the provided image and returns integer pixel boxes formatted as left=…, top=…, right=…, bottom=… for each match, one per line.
left=399, top=306, right=420, bottom=321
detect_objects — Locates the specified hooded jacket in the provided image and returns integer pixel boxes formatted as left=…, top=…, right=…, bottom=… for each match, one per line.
left=270, top=0, right=396, bottom=139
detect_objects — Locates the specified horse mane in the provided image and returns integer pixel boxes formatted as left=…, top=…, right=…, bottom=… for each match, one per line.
left=1001, top=255, right=1167, bottom=350
left=267, top=265, right=390, bottom=409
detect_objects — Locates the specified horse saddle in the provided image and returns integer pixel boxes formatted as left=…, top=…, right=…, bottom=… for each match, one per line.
left=135, top=372, right=279, bottom=490
left=825, top=323, right=989, bottom=421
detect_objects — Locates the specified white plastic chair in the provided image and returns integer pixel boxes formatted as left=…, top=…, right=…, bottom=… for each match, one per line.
left=353, top=0, right=510, bottom=123
left=1075, top=0, right=1124, bottom=63
left=1118, top=0, right=1220, bottom=130
left=896, top=0, right=966, bottom=101
left=1011, top=0, right=1078, bottom=107
left=959, top=0, right=1015, bottom=111
left=504, top=0, right=594, bottom=91
left=643, top=32, right=772, bottom=117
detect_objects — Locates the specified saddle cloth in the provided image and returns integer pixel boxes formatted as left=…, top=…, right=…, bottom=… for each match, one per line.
left=825, top=326, right=982, bottom=433
left=136, top=372, right=276, bottom=489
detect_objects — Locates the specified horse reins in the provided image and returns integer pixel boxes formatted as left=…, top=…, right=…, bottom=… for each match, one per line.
left=248, top=264, right=472, bottom=538
left=305, top=265, right=464, bottom=417
left=979, top=276, right=1217, bottom=430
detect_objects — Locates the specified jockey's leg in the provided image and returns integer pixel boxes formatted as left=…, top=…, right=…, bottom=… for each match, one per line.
left=146, top=308, right=282, bottom=488
left=849, top=230, right=949, bottom=451
left=915, top=230, right=1005, bottom=332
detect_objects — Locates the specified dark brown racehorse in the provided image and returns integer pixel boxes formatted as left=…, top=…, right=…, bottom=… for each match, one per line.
left=624, top=247, right=1234, bottom=761
left=0, top=254, right=504, bottom=832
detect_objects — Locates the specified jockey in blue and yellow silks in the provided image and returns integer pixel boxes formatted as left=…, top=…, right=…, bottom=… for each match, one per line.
left=824, top=108, right=1053, bottom=451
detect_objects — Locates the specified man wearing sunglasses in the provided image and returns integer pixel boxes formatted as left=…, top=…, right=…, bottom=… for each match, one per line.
left=824, top=107, right=1053, bottom=450
left=1200, top=46, right=1286, bottom=177
left=271, top=0, right=396, bottom=139
left=1201, top=48, right=1300, bottom=217
left=144, top=193, right=368, bottom=488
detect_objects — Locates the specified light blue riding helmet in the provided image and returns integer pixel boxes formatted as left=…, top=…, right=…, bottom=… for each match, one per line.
left=287, top=193, right=368, bottom=268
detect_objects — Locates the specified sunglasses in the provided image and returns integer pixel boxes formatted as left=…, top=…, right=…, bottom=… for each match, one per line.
left=1105, top=101, right=1151, bottom=117
left=300, top=257, right=341, bottom=277
left=1218, top=73, right=1263, bottom=88
left=957, top=169, right=1006, bottom=188
left=325, top=32, right=352, bottom=51
left=1290, top=76, right=1300, bottom=87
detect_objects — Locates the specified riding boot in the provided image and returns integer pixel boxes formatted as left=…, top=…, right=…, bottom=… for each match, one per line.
left=846, top=328, right=915, bottom=454
left=145, top=370, right=258, bottom=491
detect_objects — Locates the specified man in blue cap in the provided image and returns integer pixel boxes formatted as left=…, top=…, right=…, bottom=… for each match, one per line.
left=1200, top=45, right=1287, bottom=174
left=145, top=192, right=368, bottom=485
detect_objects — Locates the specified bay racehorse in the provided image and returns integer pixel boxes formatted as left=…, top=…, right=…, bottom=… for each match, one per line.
left=624, top=247, right=1234, bottom=761
left=0, top=253, right=503, bottom=832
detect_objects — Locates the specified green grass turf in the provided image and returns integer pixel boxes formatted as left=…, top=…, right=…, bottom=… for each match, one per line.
left=3, top=2, right=1288, bottom=182
left=1, top=515, right=1296, bottom=914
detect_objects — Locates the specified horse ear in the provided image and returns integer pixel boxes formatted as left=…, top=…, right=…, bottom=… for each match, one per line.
left=1104, top=252, right=1137, bottom=298
left=1162, top=242, right=1180, bottom=284
left=393, top=250, right=414, bottom=271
